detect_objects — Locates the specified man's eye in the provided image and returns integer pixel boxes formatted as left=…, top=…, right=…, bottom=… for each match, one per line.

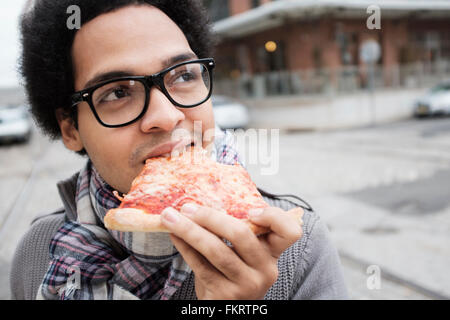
left=105, top=88, right=129, bottom=101
left=173, top=71, right=197, bottom=84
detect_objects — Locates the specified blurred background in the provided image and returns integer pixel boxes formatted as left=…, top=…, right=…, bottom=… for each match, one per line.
left=1, top=0, right=450, bottom=300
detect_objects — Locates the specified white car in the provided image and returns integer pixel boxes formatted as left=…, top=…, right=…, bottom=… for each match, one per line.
left=0, top=104, right=32, bottom=143
left=212, top=95, right=249, bottom=129
left=414, top=81, right=450, bottom=117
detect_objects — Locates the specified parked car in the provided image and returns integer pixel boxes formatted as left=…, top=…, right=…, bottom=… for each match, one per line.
left=211, top=95, right=249, bottom=129
left=413, top=81, right=450, bottom=117
left=0, top=104, right=32, bottom=143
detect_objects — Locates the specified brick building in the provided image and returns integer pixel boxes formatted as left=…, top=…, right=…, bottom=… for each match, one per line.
left=206, top=0, right=450, bottom=97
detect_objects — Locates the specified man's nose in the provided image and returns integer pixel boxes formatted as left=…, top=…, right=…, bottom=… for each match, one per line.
left=139, top=86, right=185, bottom=133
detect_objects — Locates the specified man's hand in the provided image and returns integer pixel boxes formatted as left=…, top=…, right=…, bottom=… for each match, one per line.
left=161, top=203, right=304, bottom=300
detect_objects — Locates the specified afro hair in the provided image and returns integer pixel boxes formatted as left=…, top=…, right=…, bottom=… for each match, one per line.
left=19, top=0, right=216, bottom=139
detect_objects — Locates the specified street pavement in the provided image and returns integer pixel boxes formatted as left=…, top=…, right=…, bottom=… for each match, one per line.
left=239, top=116, right=450, bottom=300
left=1, top=113, right=449, bottom=299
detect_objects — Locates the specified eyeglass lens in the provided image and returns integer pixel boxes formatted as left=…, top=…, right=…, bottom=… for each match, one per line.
left=91, top=62, right=211, bottom=126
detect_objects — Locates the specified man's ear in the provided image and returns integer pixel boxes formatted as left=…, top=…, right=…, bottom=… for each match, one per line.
left=55, top=108, right=84, bottom=152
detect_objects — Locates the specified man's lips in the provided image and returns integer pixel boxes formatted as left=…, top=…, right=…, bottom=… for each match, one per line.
left=143, top=138, right=194, bottom=163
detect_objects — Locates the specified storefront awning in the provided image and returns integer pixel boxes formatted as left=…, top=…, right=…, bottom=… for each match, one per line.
left=213, top=0, right=450, bottom=39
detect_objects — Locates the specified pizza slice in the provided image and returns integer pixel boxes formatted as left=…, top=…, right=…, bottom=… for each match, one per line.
left=104, top=146, right=303, bottom=235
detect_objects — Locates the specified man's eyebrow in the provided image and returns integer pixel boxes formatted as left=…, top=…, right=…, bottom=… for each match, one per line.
left=82, top=52, right=198, bottom=90
left=83, top=71, right=134, bottom=90
left=162, top=52, right=198, bottom=69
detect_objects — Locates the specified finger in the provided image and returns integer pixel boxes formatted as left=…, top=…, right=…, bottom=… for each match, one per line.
left=180, top=203, right=271, bottom=268
left=161, top=207, right=248, bottom=281
left=248, top=207, right=304, bottom=258
left=169, top=234, right=224, bottom=283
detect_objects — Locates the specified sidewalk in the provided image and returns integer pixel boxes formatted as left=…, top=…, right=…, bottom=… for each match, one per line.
left=313, top=194, right=450, bottom=299
left=240, top=116, right=450, bottom=299
left=243, top=88, right=427, bottom=131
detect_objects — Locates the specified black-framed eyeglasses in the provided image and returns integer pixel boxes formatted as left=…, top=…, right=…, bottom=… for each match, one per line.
left=70, top=58, right=215, bottom=128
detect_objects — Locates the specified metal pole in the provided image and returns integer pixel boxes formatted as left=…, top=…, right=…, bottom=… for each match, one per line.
left=369, top=62, right=376, bottom=126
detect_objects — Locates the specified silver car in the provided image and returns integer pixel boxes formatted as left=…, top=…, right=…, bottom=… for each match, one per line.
left=414, top=81, right=450, bottom=117
left=0, top=104, right=32, bottom=143
left=211, top=95, right=249, bottom=129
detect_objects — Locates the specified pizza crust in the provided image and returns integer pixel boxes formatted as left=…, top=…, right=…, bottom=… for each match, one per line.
left=104, top=207, right=304, bottom=236
left=104, top=208, right=169, bottom=233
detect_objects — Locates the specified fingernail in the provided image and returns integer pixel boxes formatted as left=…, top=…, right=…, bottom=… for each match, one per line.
left=249, top=208, right=264, bottom=217
left=162, top=207, right=180, bottom=224
left=181, top=203, right=198, bottom=215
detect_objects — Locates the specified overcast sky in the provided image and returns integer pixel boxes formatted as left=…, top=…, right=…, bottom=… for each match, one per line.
left=0, top=0, right=27, bottom=88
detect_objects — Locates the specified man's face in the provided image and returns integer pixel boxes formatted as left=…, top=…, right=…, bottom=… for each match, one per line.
left=63, top=5, right=215, bottom=193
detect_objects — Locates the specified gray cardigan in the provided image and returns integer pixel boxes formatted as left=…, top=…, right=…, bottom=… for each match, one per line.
left=10, top=173, right=348, bottom=300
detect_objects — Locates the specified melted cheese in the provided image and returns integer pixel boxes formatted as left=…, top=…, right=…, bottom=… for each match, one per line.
left=120, top=147, right=268, bottom=219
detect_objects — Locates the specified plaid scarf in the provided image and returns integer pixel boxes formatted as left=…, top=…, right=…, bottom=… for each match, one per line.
left=38, top=128, right=242, bottom=300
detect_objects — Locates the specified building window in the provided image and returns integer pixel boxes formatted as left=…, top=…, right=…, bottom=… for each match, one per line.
left=252, top=0, right=260, bottom=8
left=408, top=31, right=448, bottom=63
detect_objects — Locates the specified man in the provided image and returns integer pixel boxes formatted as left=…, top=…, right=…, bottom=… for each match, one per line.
left=11, top=0, right=348, bottom=300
